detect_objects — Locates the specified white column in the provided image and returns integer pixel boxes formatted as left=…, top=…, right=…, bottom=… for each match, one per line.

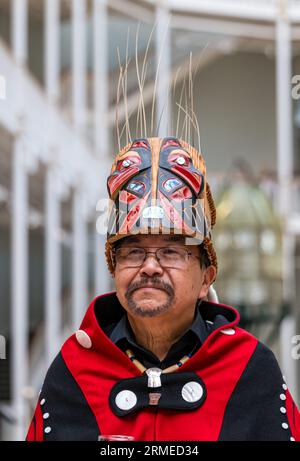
left=280, top=234, right=297, bottom=402
left=93, top=0, right=110, bottom=296
left=71, top=0, right=87, bottom=131
left=45, top=0, right=60, bottom=104
left=72, top=188, right=88, bottom=329
left=11, top=136, right=29, bottom=440
left=94, top=232, right=110, bottom=296
left=44, top=0, right=62, bottom=350
left=12, top=0, right=28, bottom=65
left=45, top=167, right=61, bottom=365
left=155, top=1, right=171, bottom=137
left=93, top=0, right=109, bottom=156
left=276, top=1, right=293, bottom=217
left=276, top=1, right=298, bottom=403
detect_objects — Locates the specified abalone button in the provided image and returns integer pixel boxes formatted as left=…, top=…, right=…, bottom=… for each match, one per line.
left=176, top=156, right=186, bottom=165
left=220, top=328, right=235, bottom=335
left=182, top=382, right=204, bottom=403
left=115, top=390, right=137, bottom=411
left=123, top=159, right=131, bottom=167
left=75, top=330, right=92, bottom=349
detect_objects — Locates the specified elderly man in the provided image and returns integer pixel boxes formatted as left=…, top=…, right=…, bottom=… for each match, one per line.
left=27, top=137, right=300, bottom=441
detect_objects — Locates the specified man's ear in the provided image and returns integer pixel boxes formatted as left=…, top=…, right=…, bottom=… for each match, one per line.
left=198, top=265, right=217, bottom=299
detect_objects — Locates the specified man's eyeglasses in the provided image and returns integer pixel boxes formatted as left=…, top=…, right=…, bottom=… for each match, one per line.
left=112, top=246, right=200, bottom=269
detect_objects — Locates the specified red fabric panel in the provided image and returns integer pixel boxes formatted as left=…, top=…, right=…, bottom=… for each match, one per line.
left=156, top=324, right=258, bottom=440
left=62, top=296, right=156, bottom=440
left=26, top=402, right=44, bottom=442
left=286, top=388, right=300, bottom=441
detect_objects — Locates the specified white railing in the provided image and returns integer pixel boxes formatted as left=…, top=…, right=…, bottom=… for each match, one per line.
left=0, top=41, right=101, bottom=209
left=145, top=0, right=300, bottom=23
left=145, top=0, right=278, bottom=21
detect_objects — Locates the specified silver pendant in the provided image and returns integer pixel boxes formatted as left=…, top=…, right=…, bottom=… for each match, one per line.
left=145, top=368, right=162, bottom=388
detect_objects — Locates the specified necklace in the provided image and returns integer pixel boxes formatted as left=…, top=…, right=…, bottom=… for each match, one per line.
left=125, top=348, right=193, bottom=374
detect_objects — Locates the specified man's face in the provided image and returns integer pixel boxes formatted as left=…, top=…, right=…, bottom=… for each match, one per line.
left=113, top=234, right=216, bottom=319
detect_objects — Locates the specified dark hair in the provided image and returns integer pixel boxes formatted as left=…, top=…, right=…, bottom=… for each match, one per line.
left=198, top=242, right=211, bottom=269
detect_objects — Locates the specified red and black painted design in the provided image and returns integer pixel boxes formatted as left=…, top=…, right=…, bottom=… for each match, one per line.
left=26, top=293, right=300, bottom=441
left=106, top=137, right=208, bottom=243
left=107, top=139, right=151, bottom=200
left=158, top=137, right=204, bottom=197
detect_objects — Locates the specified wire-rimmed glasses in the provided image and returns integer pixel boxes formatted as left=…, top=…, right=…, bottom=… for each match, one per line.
left=112, top=246, right=200, bottom=269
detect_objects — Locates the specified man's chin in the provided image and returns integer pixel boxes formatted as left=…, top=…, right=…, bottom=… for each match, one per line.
left=133, top=292, right=168, bottom=304
left=127, top=300, right=172, bottom=318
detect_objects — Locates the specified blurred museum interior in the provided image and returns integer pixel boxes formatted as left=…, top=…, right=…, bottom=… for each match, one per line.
left=1, top=0, right=300, bottom=440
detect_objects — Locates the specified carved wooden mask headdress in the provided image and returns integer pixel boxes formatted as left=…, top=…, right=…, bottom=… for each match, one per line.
left=105, top=31, right=217, bottom=275
left=105, top=136, right=217, bottom=275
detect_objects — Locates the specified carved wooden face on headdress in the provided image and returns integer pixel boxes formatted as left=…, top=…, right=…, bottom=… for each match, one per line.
left=106, top=137, right=212, bottom=244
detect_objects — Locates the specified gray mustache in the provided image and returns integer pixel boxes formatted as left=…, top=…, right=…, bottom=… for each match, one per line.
left=125, top=278, right=174, bottom=299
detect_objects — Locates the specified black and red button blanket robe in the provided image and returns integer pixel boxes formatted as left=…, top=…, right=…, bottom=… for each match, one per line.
left=27, top=292, right=300, bottom=441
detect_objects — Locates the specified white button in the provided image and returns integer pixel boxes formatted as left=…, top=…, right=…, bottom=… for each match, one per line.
left=280, top=393, right=286, bottom=401
left=115, top=390, right=137, bottom=411
left=182, top=382, right=204, bottom=403
left=280, top=407, right=287, bottom=414
left=290, top=437, right=295, bottom=441
left=43, top=413, right=49, bottom=420
left=40, top=399, right=45, bottom=406
left=176, top=156, right=186, bottom=165
left=75, top=330, right=92, bottom=349
left=220, top=328, right=235, bottom=335
left=282, top=383, right=287, bottom=390
left=44, top=427, right=51, bottom=434
left=123, top=159, right=131, bottom=167
left=282, top=423, right=289, bottom=430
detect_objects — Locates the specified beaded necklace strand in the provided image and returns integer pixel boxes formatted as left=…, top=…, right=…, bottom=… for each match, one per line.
left=125, top=348, right=193, bottom=374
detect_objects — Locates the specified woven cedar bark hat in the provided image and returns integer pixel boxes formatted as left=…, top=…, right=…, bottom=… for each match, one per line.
left=105, top=136, right=218, bottom=276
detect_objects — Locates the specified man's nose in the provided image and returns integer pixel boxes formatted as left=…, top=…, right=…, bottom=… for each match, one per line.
left=139, top=253, right=164, bottom=277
